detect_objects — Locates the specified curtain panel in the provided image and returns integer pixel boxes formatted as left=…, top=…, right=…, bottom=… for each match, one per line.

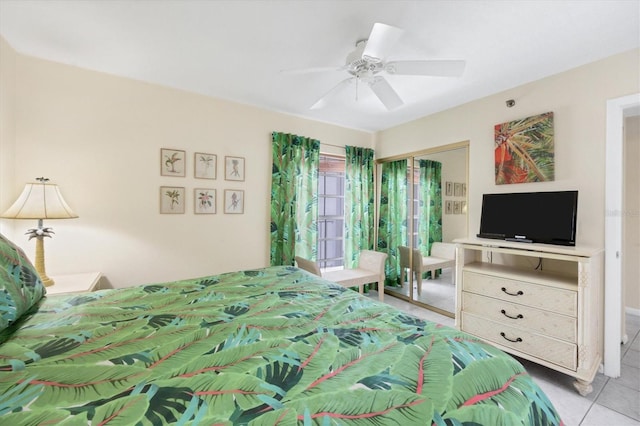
left=344, top=146, right=375, bottom=268
left=418, top=159, right=443, bottom=277
left=418, top=159, right=443, bottom=254
left=270, top=132, right=320, bottom=266
left=377, top=159, right=408, bottom=286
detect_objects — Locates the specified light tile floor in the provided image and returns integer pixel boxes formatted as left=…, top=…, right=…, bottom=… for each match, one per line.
left=385, top=269, right=457, bottom=313
left=372, top=292, right=640, bottom=426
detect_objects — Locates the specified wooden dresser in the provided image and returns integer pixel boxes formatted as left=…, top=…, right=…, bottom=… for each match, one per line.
left=454, top=238, right=604, bottom=395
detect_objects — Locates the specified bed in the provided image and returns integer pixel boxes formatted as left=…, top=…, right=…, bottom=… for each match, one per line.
left=0, top=234, right=562, bottom=425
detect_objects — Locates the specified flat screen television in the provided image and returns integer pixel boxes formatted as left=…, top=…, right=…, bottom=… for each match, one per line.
left=477, top=190, right=578, bottom=246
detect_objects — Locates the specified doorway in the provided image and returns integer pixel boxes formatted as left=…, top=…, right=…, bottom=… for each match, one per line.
left=604, top=93, right=640, bottom=377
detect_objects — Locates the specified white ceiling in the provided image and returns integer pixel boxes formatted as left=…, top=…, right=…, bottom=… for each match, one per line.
left=1, top=0, right=638, bottom=132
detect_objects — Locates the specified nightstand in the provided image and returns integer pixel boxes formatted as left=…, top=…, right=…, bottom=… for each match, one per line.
left=46, top=272, right=103, bottom=295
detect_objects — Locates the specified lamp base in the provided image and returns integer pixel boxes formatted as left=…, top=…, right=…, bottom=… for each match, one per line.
left=41, top=276, right=55, bottom=287
left=34, top=236, right=55, bottom=287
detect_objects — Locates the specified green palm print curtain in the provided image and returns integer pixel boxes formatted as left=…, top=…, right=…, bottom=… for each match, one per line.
left=377, top=159, right=408, bottom=286
left=418, top=159, right=443, bottom=276
left=344, top=146, right=375, bottom=268
left=270, top=132, right=320, bottom=266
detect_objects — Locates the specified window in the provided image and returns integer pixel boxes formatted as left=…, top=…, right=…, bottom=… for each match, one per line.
left=411, top=166, right=420, bottom=249
left=317, top=155, right=345, bottom=269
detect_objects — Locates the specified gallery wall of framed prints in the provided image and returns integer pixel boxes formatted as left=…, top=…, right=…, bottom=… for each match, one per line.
left=159, top=148, right=246, bottom=215
left=444, top=181, right=466, bottom=215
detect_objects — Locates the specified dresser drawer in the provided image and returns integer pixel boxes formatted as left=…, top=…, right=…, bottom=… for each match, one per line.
left=462, top=292, right=577, bottom=342
left=461, top=312, right=577, bottom=370
left=462, top=271, right=577, bottom=316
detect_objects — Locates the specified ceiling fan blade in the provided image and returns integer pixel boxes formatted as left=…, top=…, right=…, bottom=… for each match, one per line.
left=310, top=78, right=354, bottom=110
left=386, top=60, right=466, bottom=77
left=369, top=76, right=403, bottom=110
left=362, top=23, right=404, bottom=62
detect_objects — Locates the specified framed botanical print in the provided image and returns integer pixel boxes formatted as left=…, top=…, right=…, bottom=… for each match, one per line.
left=224, top=189, right=244, bottom=214
left=160, top=186, right=185, bottom=214
left=161, top=148, right=186, bottom=177
left=454, top=183, right=462, bottom=197
left=194, top=152, right=216, bottom=179
left=194, top=188, right=216, bottom=214
left=225, top=156, right=245, bottom=181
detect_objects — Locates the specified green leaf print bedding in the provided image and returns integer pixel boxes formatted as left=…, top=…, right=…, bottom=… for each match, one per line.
left=0, top=266, right=562, bottom=425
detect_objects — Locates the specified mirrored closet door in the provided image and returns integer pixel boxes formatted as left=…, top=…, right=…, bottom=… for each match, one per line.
left=377, top=141, right=469, bottom=317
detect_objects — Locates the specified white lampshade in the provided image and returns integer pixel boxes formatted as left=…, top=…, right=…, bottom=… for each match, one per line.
left=2, top=182, right=78, bottom=219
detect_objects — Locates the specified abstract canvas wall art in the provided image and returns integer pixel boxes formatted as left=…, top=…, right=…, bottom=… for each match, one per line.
left=494, top=111, right=554, bottom=184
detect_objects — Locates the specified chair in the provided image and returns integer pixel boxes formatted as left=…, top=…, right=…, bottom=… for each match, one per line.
left=398, top=243, right=456, bottom=296
left=294, top=256, right=321, bottom=276
left=323, top=250, right=388, bottom=301
left=398, top=245, right=420, bottom=285
left=420, top=242, right=456, bottom=285
left=295, top=251, right=388, bottom=301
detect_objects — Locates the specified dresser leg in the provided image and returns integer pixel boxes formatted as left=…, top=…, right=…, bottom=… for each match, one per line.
left=573, top=379, right=593, bottom=396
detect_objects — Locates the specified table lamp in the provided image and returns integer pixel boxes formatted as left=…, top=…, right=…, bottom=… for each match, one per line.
left=1, top=177, right=78, bottom=286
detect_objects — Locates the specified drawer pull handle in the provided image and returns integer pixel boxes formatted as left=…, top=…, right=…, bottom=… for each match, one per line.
left=500, top=332, right=523, bottom=343
left=501, top=309, right=524, bottom=320
left=501, top=287, right=524, bottom=297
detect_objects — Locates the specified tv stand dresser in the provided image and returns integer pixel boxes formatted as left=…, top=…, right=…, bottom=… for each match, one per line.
left=454, top=237, right=604, bottom=395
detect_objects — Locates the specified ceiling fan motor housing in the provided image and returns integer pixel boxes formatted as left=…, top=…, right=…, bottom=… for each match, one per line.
left=346, top=40, right=383, bottom=79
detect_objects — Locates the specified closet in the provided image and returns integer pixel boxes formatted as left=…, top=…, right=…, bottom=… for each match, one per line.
left=376, top=141, right=469, bottom=316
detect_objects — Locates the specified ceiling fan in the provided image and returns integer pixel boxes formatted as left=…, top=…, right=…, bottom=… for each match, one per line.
left=290, top=23, right=466, bottom=111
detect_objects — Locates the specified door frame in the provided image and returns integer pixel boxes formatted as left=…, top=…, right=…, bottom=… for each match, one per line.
left=604, top=92, right=640, bottom=377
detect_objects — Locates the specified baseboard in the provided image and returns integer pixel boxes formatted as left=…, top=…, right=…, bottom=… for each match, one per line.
left=626, top=306, right=640, bottom=317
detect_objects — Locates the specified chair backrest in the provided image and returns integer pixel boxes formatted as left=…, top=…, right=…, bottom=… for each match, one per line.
left=412, top=248, right=424, bottom=272
left=430, top=242, right=456, bottom=259
left=398, top=246, right=411, bottom=269
left=399, top=245, right=424, bottom=271
left=358, top=250, right=388, bottom=276
left=294, top=256, right=321, bottom=276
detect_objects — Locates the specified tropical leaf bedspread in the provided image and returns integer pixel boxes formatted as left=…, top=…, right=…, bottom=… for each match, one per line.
left=0, top=266, right=562, bottom=425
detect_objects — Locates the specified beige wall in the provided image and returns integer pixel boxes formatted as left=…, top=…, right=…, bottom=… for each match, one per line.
left=376, top=49, right=640, bottom=250
left=2, top=37, right=638, bottom=290
left=624, top=115, right=640, bottom=311
left=0, top=37, right=16, bottom=235
left=0, top=40, right=372, bottom=288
